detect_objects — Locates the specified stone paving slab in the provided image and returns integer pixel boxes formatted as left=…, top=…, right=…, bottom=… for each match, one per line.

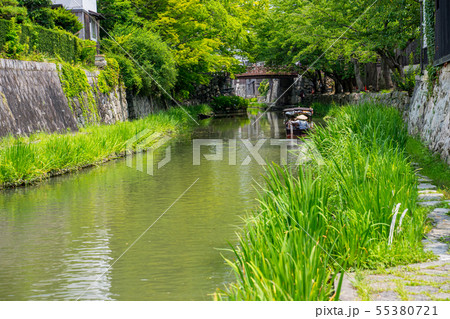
left=419, top=201, right=443, bottom=207
left=418, top=183, right=437, bottom=190
left=337, top=174, right=450, bottom=301
left=339, top=262, right=450, bottom=301
left=418, top=193, right=444, bottom=201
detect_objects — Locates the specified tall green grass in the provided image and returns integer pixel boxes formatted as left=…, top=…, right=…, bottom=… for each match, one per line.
left=217, top=103, right=432, bottom=301
left=0, top=105, right=211, bottom=187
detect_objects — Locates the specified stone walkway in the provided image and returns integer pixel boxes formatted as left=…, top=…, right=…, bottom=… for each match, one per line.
left=339, top=174, right=450, bottom=301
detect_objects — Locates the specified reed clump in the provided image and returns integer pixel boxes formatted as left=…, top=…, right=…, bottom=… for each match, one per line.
left=217, top=103, right=432, bottom=301
left=0, top=105, right=210, bottom=188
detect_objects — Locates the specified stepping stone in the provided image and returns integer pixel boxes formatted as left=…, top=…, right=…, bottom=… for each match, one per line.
left=434, top=208, right=450, bottom=214
left=422, top=241, right=449, bottom=257
left=418, top=178, right=432, bottom=182
left=418, top=190, right=441, bottom=195
left=418, top=201, right=443, bottom=207
left=418, top=193, right=444, bottom=201
left=418, top=183, right=437, bottom=190
left=417, top=174, right=431, bottom=180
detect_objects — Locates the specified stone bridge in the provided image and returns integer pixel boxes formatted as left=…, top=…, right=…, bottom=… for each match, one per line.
left=232, top=66, right=305, bottom=106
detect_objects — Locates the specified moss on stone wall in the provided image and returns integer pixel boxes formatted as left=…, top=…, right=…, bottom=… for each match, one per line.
left=58, top=62, right=99, bottom=124
left=97, top=58, right=120, bottom=94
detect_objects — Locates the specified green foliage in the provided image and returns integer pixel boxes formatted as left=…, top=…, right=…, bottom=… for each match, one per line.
left=425, top=64, right=440, bottom=98
left=0, top=18, right=96, bottom=64
left=309, top=102, right=333, bottom=117
left=97, top=57, right=120, bottom=93
left=257, top=79, right=269, bottom=97
left=29, top=7, right=54, bottom=29
left=406, top=136, right=450, bottom=191
left=0, top=105, right=212, bottom=186
left=97, top=0, right=140, bottom=36
left=57, top=61, right=99, bottom=122
left=1, top=18, right=25, bottom=57
left=210, top=95, right=249, bottom=112
left=17, top=0, right=52, bottom=12
left=424, top=0, right=435, bottom=65
left=102, top=24, right=177, bottom=94
left=19, top=0, right=54, bottom=28
left=97, top=0, right=255, bottom=97
left=250, top=0, right=419, bottom=89
left=219, top=103, right=431, bottom=301
left=52, top=7, right=83, bottom=34
left=392, top=54, right=419, bottom=95
left=0, top=0, right=27, bottom=22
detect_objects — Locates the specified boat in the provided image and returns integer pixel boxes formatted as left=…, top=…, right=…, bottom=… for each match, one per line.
left=283, top=107, right=314, bottom=139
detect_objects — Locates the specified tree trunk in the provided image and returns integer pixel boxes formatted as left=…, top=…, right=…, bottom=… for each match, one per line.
left=380, top=57, right=394, bottom=89
left=334, top=76, right=343, bottom=94
left=353, top=59, right=365, bottom=91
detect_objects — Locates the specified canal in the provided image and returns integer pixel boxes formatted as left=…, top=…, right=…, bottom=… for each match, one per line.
left=0, top=110, right=304, bottom=300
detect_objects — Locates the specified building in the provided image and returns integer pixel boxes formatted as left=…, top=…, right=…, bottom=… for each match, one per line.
left=434, top=0, right=450, bottom=66
left=51, top=0, right=102, bottom=42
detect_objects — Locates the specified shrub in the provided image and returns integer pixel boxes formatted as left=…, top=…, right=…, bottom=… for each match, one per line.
left=392, top=54, right=419, bottom=95
left=102, top=24, right=177, bottom=95
left=210, top=95, right=249, bottom=112
left=29, top=7, right=54, bottom=29
left=0, top=0, right=27, bottom=22
left=53, top=7, right=83, bottom=34
left=97, top=57, right=120, bottom=93
left=258, top=79, right=270, bottom=97
left=2, top=18, right=25, bottom=58
left=0, top=20, right=97, bottom=64
left=17, top=0, right=52, bottom=12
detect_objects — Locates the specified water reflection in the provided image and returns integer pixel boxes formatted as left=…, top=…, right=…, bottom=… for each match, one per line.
left=0, top=110, right=296, bottom=301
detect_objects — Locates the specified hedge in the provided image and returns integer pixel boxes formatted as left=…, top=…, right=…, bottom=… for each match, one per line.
left=0, top=18, right=96, bottom=64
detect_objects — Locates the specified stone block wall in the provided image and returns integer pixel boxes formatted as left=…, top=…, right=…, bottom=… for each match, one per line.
left=407, top=65, right=450, bottom=164
left=304, top=69, right=450, bottom=164
left=0, top=59, right=78, bottom=136
left=0, top=59, right=128, bottom=137
left=304, top=91, right=410, bottom=111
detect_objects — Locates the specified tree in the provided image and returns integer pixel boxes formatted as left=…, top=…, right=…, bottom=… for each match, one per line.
left=53, top=7, right=83, bottom=34
left=250, top=0, right=420, bottom=92
left=0, top=0, right=27, bottom=22
left=102, top=23, right=177, bottom=95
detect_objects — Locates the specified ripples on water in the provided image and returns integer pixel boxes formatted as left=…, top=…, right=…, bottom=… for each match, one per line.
left=0, top=111, right=307, bottom=300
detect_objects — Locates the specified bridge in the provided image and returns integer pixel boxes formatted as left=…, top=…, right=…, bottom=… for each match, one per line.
left=235, top=65, right=299, bottom=79
left=233, top=65, right=301, bottom=105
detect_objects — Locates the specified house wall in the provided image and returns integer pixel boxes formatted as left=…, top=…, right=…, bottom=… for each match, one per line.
left=52, top=1, right=99, bottom=42
left=51, top=0, right=97, bottom=12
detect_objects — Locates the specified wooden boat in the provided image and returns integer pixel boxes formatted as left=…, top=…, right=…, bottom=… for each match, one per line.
left=283, top=107, right=314, bottom=139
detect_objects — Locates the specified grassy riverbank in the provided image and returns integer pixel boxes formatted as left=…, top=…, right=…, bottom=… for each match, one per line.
left=0, top=105, right=211, bottom=189
left=217, top=103, right=433, bottom=301
left=406, top=137, right=450, bottom=195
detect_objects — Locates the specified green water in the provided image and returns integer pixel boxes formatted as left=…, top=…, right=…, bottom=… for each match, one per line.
left=0, top=111, right=297, bottom=300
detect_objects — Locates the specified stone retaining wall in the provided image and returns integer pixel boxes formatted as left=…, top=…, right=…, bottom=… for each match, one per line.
left=407, top=65, right=450, bottom=164
left=0, top=59, right=78, bottom=136
left=304, top=91, right=410, bottom=111
left=305, top=67, right=450, bottom=165
left=0, top=59, right=128, bottom=137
